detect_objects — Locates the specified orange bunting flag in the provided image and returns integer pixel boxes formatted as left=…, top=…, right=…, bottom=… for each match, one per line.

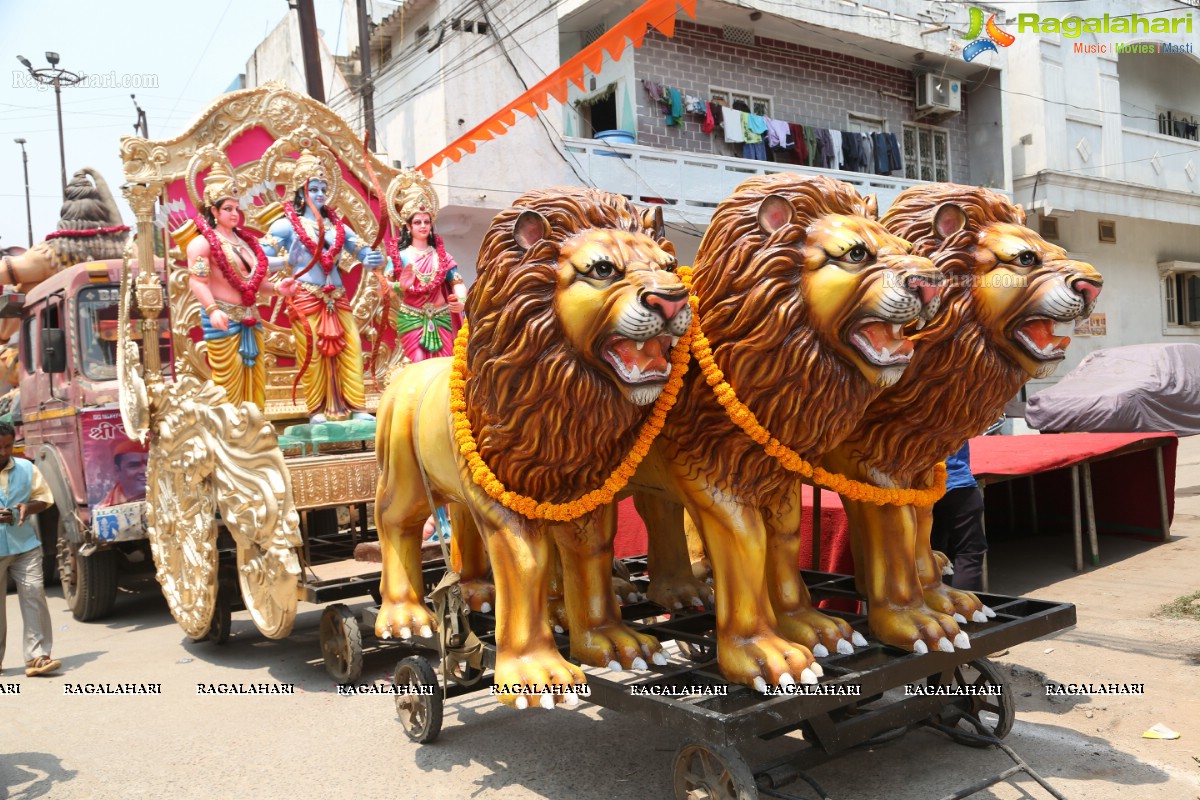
left=417, top=0, right=697, bottom=176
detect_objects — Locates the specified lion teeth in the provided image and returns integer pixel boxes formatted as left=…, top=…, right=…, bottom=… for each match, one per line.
left=636, top=340, right=645, bottom=351
left=890, top=323, right=902, bottom=338
left=915, top=318, right=926, bottom=331
left=628, top=363, right=643, bottom=381
left=671, top=336, right=680, bottom=347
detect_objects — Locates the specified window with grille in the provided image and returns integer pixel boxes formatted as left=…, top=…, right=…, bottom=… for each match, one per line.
left=709, top=87, right=771, bottom=117
left=902, top=123, right=950, bottom=182
left=1161, top=263, right=1200, bottom=327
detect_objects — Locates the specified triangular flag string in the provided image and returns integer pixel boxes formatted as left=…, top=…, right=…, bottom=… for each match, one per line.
left=417, top=0, right=697, bottom=176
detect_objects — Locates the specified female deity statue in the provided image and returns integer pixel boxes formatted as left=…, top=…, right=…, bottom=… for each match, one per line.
left=184, top=156, right=289, bottom=409
left=261, top=148, right=384, bottom=424
left=382, top=171, right=465, bottom=362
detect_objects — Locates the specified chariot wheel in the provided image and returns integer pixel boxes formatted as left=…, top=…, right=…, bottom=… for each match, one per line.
left=394, top=656, right=443, bottom=744
left=672, top=741, right=759, bottom=800
left=320, top=604, right=363, bottom=684
left=930, top=657, right=1015, bottom=747
left=193, top=572, right=235, bottom=645
left=236, top=540, right=299, bottom=640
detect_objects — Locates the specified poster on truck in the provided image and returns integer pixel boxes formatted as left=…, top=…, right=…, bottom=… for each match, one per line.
left=81, top=408, right=148, bottom=540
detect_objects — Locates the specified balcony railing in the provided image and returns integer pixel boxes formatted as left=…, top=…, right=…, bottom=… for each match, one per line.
left=563, top=136, right=929, bottom=225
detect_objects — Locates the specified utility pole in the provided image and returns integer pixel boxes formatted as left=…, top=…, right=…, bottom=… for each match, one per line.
left=13, top=138, right=33, bottom=247
left=131, top=94, right=149, bottom=137
left=356, top=0, right=376, bottom=146
left=292, top=0, right=326, bottom=102
left=16, top=52, right=84, bottom=197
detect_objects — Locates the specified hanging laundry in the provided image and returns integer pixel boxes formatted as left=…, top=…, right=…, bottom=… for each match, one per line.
left=872, top=132, right=891, bottom=174
left=721, top=106, right=746, bottom=144
left=764, top=118, right=791, bottom=150
left=860, top=133, right=874, bottom=175
left=742, top=114, right=767, bottom=161
left=802, top=127, right=819, bottom=167
left=701, top=102, right=716, bottom=135
left=829, top=130, right=843, bottom=170
left=885, top=132, right=902, bottom=173
left=789, top=123, right=807, bottom=164
left=665, top=88, right=684, bottom=126
left=842, top=132, right=862, bottom=172
left=684, top=95, right=704, bottom=114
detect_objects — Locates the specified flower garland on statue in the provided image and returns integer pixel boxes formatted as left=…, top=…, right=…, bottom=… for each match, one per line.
left=449, top=317, right=693, bottom=522
left=193, top=213, right=269, bottom=307
left=45, top=224, right=131, bottom=241
left=283, top=201, right=346, bottom=272
left=676, top=265, right=947, bottom=507
left=386, top=232, right=453, bottom=306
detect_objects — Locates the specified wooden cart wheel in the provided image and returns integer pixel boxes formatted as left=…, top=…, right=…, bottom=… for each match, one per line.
left=320, top=604, right=363, bottom=685
left=931, top=657, right=1015, bottom=747
left=672, top=741, right=759, bottom=800
left=193, top=572, right=235, bottom=645
left=394, top=656, right=443, bottom=744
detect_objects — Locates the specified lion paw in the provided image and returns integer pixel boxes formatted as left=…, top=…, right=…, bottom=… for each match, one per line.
left=923, top=584, right=986, bottom=624
left=868, top=605, right=970, bottom=654
left=931, top=549, right=953, bottom=576
left=718, top=631, right=818, bottom=691
left=571, top=623, right=665, bottom=670
left=460, top=578, right=496, bottom=614
left=612, top=576, right=643, bottom=605
left=375, top=599, right=436, bottom=640
left=775, top=607, right=860, bottom=658
left=647, top=575, right=713, bottom=611
left=548, top=597, right=570, bottom=634
left=493, top=650, right=588, bottom=709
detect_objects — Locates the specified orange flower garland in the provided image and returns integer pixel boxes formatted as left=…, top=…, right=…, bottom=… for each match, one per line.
left=676, top=266, right=947, bottom=507
left=449, top=317, right=693, bottom=522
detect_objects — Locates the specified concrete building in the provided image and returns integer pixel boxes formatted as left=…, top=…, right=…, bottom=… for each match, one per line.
left=278, top=0, right=1012, bottom=277
left=1005, top=0, right=1200, bottom=392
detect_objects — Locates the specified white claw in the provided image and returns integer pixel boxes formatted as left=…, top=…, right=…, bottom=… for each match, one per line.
left=953, top=613, right=967, bottom=624
left=954, top=632, right=971, bottom=650
left=632, top=657, right=648, bottom=670
left=553, top=625, right=564, bottom=634
left=971, top=611, right=988, bottom=623
left=399, top=627, right=412, bottom=640
left=480, top=602, right=492, bottom=614
left=753, top=676, right=769, bottom=694
left=652, top=651, right=668, bottom=666
left=812, top=643, right=829, bottom=658
left=540, top=693, right=556, bottom=710
left=566, top=692, right=580, bottom=707
left=673, top=601, right=684, bottom=610
left=851, top=631, right=868, bottom=648
left=380, top=630, right=392, bottom=640
left=607, top=661, right=622, bottom=672
left=691, top=598, right=705, bottom=609
left=983, top=605, right=997, bottom=619
left=837, top=638, right=854, bottom=655
left=419, top=625, right=433, bottom=639
left=937, top=637, right=955, bottom=653
left=515, top=696, right=529, bottom=710
left=809, top=662, right=824, bottom=678
left=627, top=593, right=638, bottom=603
left=779, top=673, right=796, bottom=688
left=913, top=640, right=929, bottom=655
left=942, top=563, right=955, bottom=576
left=800, top=668, right=818, bottom=685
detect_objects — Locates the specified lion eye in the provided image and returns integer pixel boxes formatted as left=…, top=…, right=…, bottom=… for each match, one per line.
left=842, top=245, right=869, bottom=264
left=1015, top=251, right=1039, bottom=267
left=588, top=260, right=617, bottom=279
left=661, top=258, right=678, bottom=273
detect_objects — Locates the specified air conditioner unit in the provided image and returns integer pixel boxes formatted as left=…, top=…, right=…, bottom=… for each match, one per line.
left=915, top=73, right=961, bottom=113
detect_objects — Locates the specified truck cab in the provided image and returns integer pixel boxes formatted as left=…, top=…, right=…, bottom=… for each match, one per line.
left=15, top=259, right=169, bottom=620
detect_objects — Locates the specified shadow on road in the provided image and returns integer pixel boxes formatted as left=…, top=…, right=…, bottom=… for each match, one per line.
left=0, top=752, right=78, bottom=800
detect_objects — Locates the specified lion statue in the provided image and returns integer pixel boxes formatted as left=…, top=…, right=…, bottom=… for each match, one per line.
left=629, top=173, right=944, bottom=691
left=373, top=187, right=691, bottom=707
left=819, top=183, right=1102, bottom=653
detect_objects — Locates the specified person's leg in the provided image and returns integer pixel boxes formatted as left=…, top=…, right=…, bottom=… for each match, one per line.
left=0, top=553, right=13, bottom=668
left=12, top=546, right=54, bottom=664
left=948, top=488, right=987, bottom=592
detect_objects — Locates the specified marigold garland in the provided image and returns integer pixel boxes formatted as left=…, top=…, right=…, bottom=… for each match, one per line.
left=449, top=318, right=693, bottom=521
left=283, top=201, right=346, bottom=272
left=675, top=265, right=946, bottom=507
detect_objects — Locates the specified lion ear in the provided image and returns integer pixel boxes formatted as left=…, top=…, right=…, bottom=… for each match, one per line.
left=932, top=203, right=968, bottom=239
left=1013, top=203, right=1027, bottom=226
left=757, top=194, right=795, bottom=234
left=513, top=209, right=551, bottom=251
left=863, top=194, right=879, bottom=220
left=641, top=205, right=665, bottom=240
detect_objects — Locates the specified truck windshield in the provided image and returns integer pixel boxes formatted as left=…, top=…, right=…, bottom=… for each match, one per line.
left=77, top=285, right=171, bottom=381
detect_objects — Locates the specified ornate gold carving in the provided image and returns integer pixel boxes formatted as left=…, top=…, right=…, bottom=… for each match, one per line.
left=287, top=454, right=378, bottom=509
left=117, top=246, right=150, bottom=443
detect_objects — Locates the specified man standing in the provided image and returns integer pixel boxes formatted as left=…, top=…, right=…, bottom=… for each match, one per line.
left=930, top=442, right=986, bottom=591
left=0, top=421, right=63, bottom=676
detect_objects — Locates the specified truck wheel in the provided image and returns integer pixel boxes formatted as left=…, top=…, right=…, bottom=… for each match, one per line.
left=37, top=509, right=60, bottom=586
left=58, top=531, right=118, bottom=621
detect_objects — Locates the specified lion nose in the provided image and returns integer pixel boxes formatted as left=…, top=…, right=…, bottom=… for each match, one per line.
left=640, top=289, right=690, bottom=321
left=1072, top=277, right=1101, bottom=306
left=904, top=273, right=942, bottom=306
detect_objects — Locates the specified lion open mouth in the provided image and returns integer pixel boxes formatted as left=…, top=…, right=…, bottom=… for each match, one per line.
left=1015, top=317, right=1073, bottom=361
left=850, top=319, right=915, bottom=367
left=602, top=334, right=675, bottom=384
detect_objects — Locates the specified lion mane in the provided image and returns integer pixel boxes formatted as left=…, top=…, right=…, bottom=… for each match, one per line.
left=666, top=174, right=881, bottom=501
left=464, top=187, right=672, bottom=503
left=854, top=185, right=1034, bottom=485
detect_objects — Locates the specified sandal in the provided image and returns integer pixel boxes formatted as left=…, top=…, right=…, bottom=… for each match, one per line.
left=25, top=656, right=62, bottom=677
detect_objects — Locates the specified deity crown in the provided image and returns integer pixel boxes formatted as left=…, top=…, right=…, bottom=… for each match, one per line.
left=202, top=160, right=240, bottom=209
left=291, top=149, right=331, bottom=195
left=387, top=169, right=440, bottom=229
